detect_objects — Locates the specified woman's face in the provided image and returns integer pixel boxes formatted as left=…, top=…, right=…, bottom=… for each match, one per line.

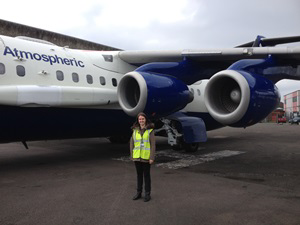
left=138, top=115, right=146, bottom=127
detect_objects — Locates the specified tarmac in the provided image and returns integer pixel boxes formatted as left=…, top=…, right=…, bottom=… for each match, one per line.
left=0, top=123, right=299, bottom=225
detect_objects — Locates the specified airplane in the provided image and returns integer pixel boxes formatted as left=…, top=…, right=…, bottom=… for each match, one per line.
left=0, top=34, right=300, bottom=151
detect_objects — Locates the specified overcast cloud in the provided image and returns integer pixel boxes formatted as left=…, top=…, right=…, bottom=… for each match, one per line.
left=1, top=0, right=300, bottom=98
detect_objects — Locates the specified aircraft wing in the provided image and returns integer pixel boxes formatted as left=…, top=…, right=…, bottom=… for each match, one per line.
left=117, top=37, right=300, bottom=122
left=119, top=35, right=300, bottom=65
left=118, top=46, right=300, bottom=65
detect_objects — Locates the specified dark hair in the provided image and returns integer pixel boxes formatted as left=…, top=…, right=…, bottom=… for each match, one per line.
left=131, top=112, right=154, bottom=130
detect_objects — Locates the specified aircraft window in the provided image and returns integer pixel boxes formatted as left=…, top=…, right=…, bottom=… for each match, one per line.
left=86, top=74, right=93, bottom=84
left=72, top=73, right=79, bottom=83
left=112, top=78, right=117, bottom=87
left=16, top=65, right=25, bottom=77
left=0, top=63, right=5, bottom=74
left=100, top=76, right=106, bottom=85
left=197, top=89, right=201, bottom=96
left=190, top=88, right=194, bottom=95
left=56, top=70, right=64, bottom=81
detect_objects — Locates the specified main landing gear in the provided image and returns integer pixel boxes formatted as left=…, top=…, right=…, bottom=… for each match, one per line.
left=156, top=118, right=199, bottom=152
left=108, top=118, right=201, bottom=153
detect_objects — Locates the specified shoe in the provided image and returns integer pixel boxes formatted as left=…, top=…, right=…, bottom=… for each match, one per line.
left=144, top=193, right=151, bottom=202
left=132, top=192, right=142, bottom=200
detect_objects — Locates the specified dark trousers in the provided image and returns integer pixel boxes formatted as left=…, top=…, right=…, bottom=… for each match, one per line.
left=134, top=161, right=151, bottom=193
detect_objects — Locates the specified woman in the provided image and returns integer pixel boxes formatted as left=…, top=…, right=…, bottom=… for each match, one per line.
left=130, top=112, right=156, bottom=202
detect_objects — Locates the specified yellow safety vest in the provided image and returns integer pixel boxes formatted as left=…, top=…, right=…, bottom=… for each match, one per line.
left=132, top=129, right=153, bottom=160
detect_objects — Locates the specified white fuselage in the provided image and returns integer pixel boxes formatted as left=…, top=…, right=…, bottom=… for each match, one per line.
left=0, top=35, right=208, bottom=113
left=0, top=35, right=135, bottom=108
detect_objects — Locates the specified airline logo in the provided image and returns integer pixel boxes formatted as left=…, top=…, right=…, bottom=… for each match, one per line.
left=3, top=46, right=85, bottom=68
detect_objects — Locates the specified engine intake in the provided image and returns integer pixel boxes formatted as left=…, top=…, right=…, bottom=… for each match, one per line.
left=118, top=71, right=193, bottom=117
left=204, top=70, right=279, bottom=126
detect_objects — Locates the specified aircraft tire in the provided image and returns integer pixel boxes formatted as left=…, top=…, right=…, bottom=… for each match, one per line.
left=171, top=144, right=183, bottom=151
left=183, top=142, right=199, bottom=152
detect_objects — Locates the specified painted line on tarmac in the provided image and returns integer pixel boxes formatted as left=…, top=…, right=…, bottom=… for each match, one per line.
left=155, top=150, right=244, bottom=169
left=211, top=135, right=229, bottom=139
left=113, top=150, right=245, bottom=170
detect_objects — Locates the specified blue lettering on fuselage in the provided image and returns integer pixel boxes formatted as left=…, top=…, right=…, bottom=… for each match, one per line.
left=3, top=46, right=85, bottom=68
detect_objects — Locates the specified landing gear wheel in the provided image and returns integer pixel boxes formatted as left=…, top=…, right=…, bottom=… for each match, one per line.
left=183, top=142, right=199, bottom=152
left=171, top=144, right=183, bottom=151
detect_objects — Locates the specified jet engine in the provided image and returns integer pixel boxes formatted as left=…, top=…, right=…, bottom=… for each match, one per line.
left=117, top=71, right=193, bottom=117
left=204, top=70, right=280, bottom=127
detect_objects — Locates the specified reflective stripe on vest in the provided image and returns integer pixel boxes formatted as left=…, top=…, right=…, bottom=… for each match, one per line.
left=133, top=129, right=153, bottom=160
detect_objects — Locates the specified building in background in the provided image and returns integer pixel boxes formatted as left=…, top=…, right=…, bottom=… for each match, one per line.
left=284, top=90, right=300, bottom=119
left=265, top=102, right=285, bottom=123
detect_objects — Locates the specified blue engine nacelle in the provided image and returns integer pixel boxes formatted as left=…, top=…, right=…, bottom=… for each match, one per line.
left=204, top=70, right=280, bottom=127
left=117, top=71, right=193, bottom=117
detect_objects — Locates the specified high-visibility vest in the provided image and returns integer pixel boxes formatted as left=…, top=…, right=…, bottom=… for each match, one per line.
left=132, top=129, right=153, bottom=160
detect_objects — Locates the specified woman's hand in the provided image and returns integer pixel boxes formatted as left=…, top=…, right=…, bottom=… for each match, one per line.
left=149, top=160, right=154, bottom=164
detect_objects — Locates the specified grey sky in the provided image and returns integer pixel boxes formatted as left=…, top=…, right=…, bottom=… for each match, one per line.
left=1, top=0, right=300, bottom=98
